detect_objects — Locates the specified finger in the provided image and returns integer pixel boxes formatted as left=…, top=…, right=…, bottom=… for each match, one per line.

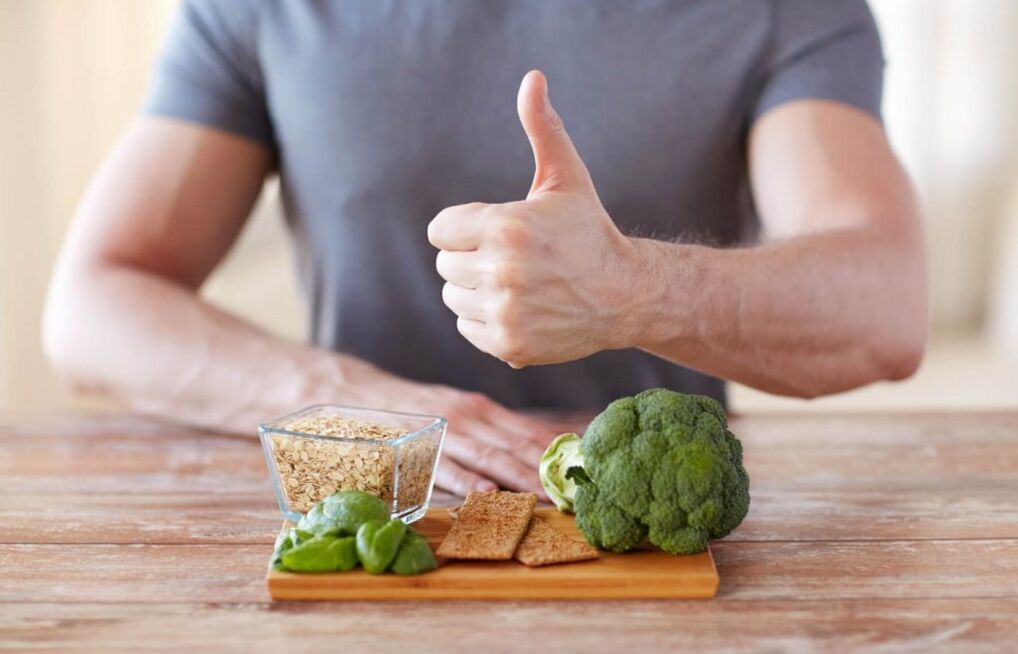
left=466, top=417, right=547, bottom=466
left=442, top=282, right=488, bottom=322
left=443, top=432, right=544, bottom=493
left=427, top=203, right=489, bottom=251
left=456, top=316, right=493, bottom=354
left=435, top=250, right=486, bottom=289
left=434, top=456, right=498, bottom=496
left=485, top=403, right=563, bottom=446
left=517, top=70, right=592, bottom=196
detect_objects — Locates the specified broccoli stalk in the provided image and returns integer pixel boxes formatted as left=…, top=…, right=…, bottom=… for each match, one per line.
left=538, top=432, right=585, bottom=511
left=539, top=389, right=751, bottom=555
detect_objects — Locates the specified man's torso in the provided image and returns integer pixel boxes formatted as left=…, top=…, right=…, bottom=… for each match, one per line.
left=253, top=0, right=776, bottom=408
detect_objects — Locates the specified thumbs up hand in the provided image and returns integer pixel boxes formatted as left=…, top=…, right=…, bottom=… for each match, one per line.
left=428, top=71, right=642, bottom=368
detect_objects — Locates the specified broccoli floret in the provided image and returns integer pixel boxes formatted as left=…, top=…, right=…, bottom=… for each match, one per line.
left=573, top=480, right=647, bottom=553
left=539, top=388, right=750, bottom=555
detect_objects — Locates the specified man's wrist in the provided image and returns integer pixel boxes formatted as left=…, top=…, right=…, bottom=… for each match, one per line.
left=294, top=349, right=439, bottom=415
left=604, top=237, right=703, bottom=351
left=600, top=236, right=662, bottom=350
left=291, top=347, right=373, bottom=407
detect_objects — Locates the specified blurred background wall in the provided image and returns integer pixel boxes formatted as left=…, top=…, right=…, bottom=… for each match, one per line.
left=2, top=0, right=1017, bottom=415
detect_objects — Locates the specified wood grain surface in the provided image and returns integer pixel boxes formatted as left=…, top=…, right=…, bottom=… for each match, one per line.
left=1, top=412, right=1017, bottom=653
left=267, top=509, right=718, bottom=600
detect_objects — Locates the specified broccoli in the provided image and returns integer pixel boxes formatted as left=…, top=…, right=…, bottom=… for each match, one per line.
left=539, top=389, right=750, bottom=555
left=538, top=432, right=585, bottom=512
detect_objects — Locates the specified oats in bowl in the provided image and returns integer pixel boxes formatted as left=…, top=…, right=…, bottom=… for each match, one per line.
left=260, top=406, right=446, bottom=523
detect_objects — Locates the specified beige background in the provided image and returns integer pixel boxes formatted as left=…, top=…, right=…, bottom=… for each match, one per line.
left=2, top=0, right=1017, bottom=415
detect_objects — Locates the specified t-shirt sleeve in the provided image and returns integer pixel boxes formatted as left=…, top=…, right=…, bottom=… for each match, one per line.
left=143, top=0, right=274, bottom=145
left=753, top=0, right=884, bottom=122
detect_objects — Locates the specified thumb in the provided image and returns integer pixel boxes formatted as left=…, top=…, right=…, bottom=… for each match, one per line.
left=517, top=70, right=592, bottom=197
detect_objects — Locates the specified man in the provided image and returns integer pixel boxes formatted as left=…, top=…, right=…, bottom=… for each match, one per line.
left=43, top=1, right=927, bottom=496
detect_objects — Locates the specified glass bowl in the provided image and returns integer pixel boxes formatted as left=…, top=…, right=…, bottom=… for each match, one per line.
left=258, top=404, right=446, bottom=524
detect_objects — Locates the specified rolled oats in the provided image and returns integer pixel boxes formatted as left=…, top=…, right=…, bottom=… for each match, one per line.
left=269, top=415, right=438, bottom=514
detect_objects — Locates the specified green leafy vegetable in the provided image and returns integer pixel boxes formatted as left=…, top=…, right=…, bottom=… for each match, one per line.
left=297, top=490, right=389, bottom=536
left=270, top=530, right=294, bottom=570
left=333, top=537, right=360, bottom=571
left=281, top=535, right=358, bottom=572
left=356, top=519, right=407, bottom=574
left=390, top=530, right=437, bottom=576
left=296, top=502, right=332, bottom=534
left=539, top=388, right=751, bottom=555
left=564, top=465, right=592, bottom=486
left=270, top=491, right=436, bottom=575
left=270, top=528, right=316, bottom=570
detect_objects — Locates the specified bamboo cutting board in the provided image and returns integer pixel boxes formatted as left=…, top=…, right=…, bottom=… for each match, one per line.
left=267, top=508, right=718, bottom=600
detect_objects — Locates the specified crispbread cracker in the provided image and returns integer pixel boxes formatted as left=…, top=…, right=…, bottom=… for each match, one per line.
left=514, top=516, right=599, bottom=567
left=436, top=491, right=536, bottom=560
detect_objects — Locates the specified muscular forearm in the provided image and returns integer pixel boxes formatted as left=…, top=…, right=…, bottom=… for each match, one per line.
left=43, top=262, right=398, bottom=433
left=430, top=75, right=925, bottom=396
left=44, top=258, right=564, bottom=493
left=43, top=117, right=560, bottom=495
left=621, top=227, right=927, bottom=397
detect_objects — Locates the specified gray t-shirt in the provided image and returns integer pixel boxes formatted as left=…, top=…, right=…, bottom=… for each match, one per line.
left=145, top=0, right=883, bottom=409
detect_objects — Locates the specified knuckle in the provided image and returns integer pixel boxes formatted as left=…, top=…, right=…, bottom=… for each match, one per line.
left=489, top=217, right=531, bottom=250
left=547, top=107, right=565, bottom=133
left=472, top=442, right=498, bottom=461
left=491, top=296, right=518, bottom=328
left=463, top=391, right=486, bottom=405
left=491, top=262, right=524, bottom=290
left=434, top=251, right=450, bottom=276
left=455, top=316, right=475, bottom=341
left=461, top=391, right=490, bottom=412
left=442, top=283, right=466, bottom=314
left=426, top=220, right=441, bottom=245
left=430, top=207, right=454, bottom=232
left=492, top=327, right=528, bottom=365
left=452, top=468, right=476, bottom=490
left=430, top=203, right=486, bottom=244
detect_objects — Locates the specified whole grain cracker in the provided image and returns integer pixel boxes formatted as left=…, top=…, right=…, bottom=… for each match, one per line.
left=514, top=516, right=599, bottom=567
left=436, top=491, right=536, bottom=560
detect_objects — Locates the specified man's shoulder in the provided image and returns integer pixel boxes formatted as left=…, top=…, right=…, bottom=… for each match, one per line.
left=767, top=0, right=876, bottom=34
left=178, top=0, right=269, bottom=34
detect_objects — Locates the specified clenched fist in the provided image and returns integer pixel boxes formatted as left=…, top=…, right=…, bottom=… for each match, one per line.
left=428, top=70, right=642, bottom=368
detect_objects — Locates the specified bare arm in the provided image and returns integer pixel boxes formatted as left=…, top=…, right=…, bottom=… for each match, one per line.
left=44, top=117, right=320, bottom=427
left=44, top=117, right=553, bottom=494
left=432, top=74, right=926, bottom=398
left=633, top=101, right=928, bottom=397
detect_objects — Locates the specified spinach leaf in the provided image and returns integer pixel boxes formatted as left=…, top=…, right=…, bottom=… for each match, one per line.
left=356, top=519, right=407, bottom=574
left=390, top=529, right=437, bottom=576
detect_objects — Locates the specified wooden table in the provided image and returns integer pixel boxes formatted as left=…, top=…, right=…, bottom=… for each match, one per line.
left=1, top=412, right=1016, bottom=652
